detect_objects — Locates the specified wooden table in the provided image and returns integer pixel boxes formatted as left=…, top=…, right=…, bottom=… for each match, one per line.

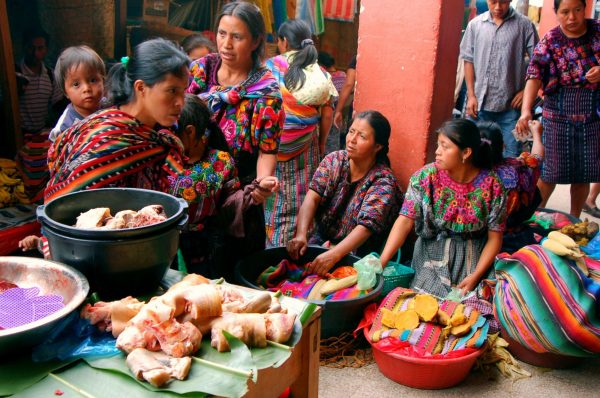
left=244, top=306, right=321, bottom=398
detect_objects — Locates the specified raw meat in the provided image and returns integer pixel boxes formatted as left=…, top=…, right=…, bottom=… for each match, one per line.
left=126, top=348, right=192, bottom=387
left=75, top=208, right=111, bottom=228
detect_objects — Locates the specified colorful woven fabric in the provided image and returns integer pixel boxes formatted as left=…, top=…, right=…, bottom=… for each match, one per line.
left=400, top=163, right=507, bottom=296
left=265, top=51, right=335, bottom=160
left=494, top=245, right=600, bottom=356
left=368, top=288, right=489, bottom=355
left=256, top=259, right=306, bottom=288
left=169, top=149, right=238, bottom=232
left=526, top=19, right=599, bottom=96
left=186, top=53, right=284, bottom=182
left=323, top=0, right=357, bottom=22
left=45, top=108, right=184, bottom=202
left=308, top=150, right=403, bottom=256
left=256, top=259, right=369, bottom=300
left=493, top=152, right=541, bottom=229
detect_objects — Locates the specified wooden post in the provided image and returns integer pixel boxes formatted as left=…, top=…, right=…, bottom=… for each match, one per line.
left=115, top=0, right=128, bottom=57
left=0, top=0, right=22, bottom=156
left=355, top=0, right=464, bottom=187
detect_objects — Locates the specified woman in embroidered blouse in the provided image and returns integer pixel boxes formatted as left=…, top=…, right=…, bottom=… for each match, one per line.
left=287, top=110, right=403, bottom=276
left=186, top=1, right=284, bottom=268
left=516, top=0, right=599, bottom=218
left=381, top=119, right=507, bottom=297
left=45, top=38, right=189, bottom=202
left=263, top=19, right=337, bottom=248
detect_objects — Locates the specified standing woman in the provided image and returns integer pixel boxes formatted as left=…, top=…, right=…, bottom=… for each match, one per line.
left=45, top=38, right=189, bottom=202
left=264, top=19, right=337, bottom=248
left=380, top=119, right=507, bottom=297
left=186, top=1, right=284, bottom=275
left=516, top=0, right=600, bottom=218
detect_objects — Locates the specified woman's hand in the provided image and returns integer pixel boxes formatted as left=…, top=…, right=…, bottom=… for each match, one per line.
left=287, top=235, right=308, bottom=260
left=586, top=66, right=600, bottom=83
left=333, top=111, right=343, bottom=129
left=305, top=249, right=341, bottom=276
left=251, top=176, right=279, bottom=204
left=457, top=273, right=479, bottom=296
left=515, top=111, right=532, bottom=134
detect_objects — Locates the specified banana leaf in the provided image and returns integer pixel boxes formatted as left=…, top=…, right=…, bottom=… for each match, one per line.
left=5, top=277, right=317, bottom=397
left=0, top=356, right=76, bottom=397
left=12, top=361, right=184, bottom=398
left=86, top=331, right=254, bottom=397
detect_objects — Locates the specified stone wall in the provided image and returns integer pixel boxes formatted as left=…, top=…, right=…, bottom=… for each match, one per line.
left=37, top=0, right=115, bottom=62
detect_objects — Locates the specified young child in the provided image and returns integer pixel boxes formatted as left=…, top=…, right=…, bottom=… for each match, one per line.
left=171, top=94, right=276, bottom=276
left=180, top=34, right=216, bottom=61
left=49, top=45, right=106, bottom=142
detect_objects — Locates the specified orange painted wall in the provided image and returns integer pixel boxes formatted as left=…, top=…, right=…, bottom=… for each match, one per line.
left=354, top=0, right=464, bottom=188
left=539, top=0, right=595, bottom=37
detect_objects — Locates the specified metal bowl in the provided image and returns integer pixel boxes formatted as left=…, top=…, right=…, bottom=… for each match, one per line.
left=0, top=256, right=89, bottom=355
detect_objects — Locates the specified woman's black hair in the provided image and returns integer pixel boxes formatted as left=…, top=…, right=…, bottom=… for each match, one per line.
left=180, top=34, right=216, bottom=57
left=554, top=0, right=586, bottom=11
left=107, top=38, right=189, bottom=106
left=477, top=121, right=504, bottom=166
left=177, top=94, right=229, bottom=153
left=318, top=51, right=335, bottom=69
left=277, top=19, right=317, bottom=91
left=353, top=110, right=392, bottom=166
left=437, top=119, right=493, bottom=169
left=215, top=1, right=266, bottom=68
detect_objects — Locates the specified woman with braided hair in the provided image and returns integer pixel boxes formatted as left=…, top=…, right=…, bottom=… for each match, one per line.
left=287, top=110, right=402, bottom=276
left=264, top=18, right=338, bottom=248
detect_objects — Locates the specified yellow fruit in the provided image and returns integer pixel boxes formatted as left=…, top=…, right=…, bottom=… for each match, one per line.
left=413, top=294, right=439, bottom=322
left=542, top=238, right=575, bottom=257
left=548, top=231, right=578, bottom=249
left=394, top=309, right=420, bottom=331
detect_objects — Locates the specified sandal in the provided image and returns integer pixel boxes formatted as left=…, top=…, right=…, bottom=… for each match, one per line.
left=582, top=203, right=600, bottom=218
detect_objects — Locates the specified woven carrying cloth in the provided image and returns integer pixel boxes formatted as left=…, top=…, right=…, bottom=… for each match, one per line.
left=494, top=245, right=600, bottom=356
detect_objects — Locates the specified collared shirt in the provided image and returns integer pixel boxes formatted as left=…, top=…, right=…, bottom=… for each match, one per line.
left=460, top=7, right=539, bottom=112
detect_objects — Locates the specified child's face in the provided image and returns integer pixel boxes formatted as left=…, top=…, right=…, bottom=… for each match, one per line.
left=64, top=64, right=104, bottom=117
left=188, top=46, right=210, bottom=61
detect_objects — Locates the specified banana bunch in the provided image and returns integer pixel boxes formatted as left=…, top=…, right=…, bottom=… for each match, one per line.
left=0, top=158, right=29, bottom=208
left=542, top=231, right=588, bottom=276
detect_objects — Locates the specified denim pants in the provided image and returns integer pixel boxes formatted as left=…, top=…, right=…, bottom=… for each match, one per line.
left=477, top=109, right=522, bottom=158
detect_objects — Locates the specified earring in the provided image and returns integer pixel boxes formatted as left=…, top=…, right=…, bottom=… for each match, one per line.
left=462, top=157, right=466, bottom=164
left=201, top=136, right=208, bottom=144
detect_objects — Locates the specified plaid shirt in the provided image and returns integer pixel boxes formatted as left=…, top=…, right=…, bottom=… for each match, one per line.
left=460, top=7, right=538, bottom=112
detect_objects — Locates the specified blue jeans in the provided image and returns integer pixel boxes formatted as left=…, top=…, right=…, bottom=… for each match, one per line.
left=477, top=109, right=522, bottom=158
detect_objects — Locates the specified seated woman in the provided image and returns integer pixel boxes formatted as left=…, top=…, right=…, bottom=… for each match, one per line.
left=478, top=120, right=545, bottom=253
left=45, top=38, right=189, bottom=202
left=171, top=95, right=275, bottom=276
left=380, top=119, right=507, bottom=297
left=287, top=110, right=403, bottom=276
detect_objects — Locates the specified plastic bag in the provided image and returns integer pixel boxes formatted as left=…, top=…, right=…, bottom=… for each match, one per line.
left=353, top=253, right=382, bottom=290
left=582, top=232, right=600, bottom=260
left=445, top=287, right=475, bottom=302
left=32, top=312, right=120, bottom=362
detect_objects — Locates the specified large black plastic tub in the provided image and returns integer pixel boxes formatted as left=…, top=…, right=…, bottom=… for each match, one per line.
left=235, top=246, right=383, bottom=338
left=37, top=188, right=188, bottom=299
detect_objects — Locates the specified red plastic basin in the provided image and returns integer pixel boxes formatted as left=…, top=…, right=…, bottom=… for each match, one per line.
left=367, top=329, right=484, bottom=389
